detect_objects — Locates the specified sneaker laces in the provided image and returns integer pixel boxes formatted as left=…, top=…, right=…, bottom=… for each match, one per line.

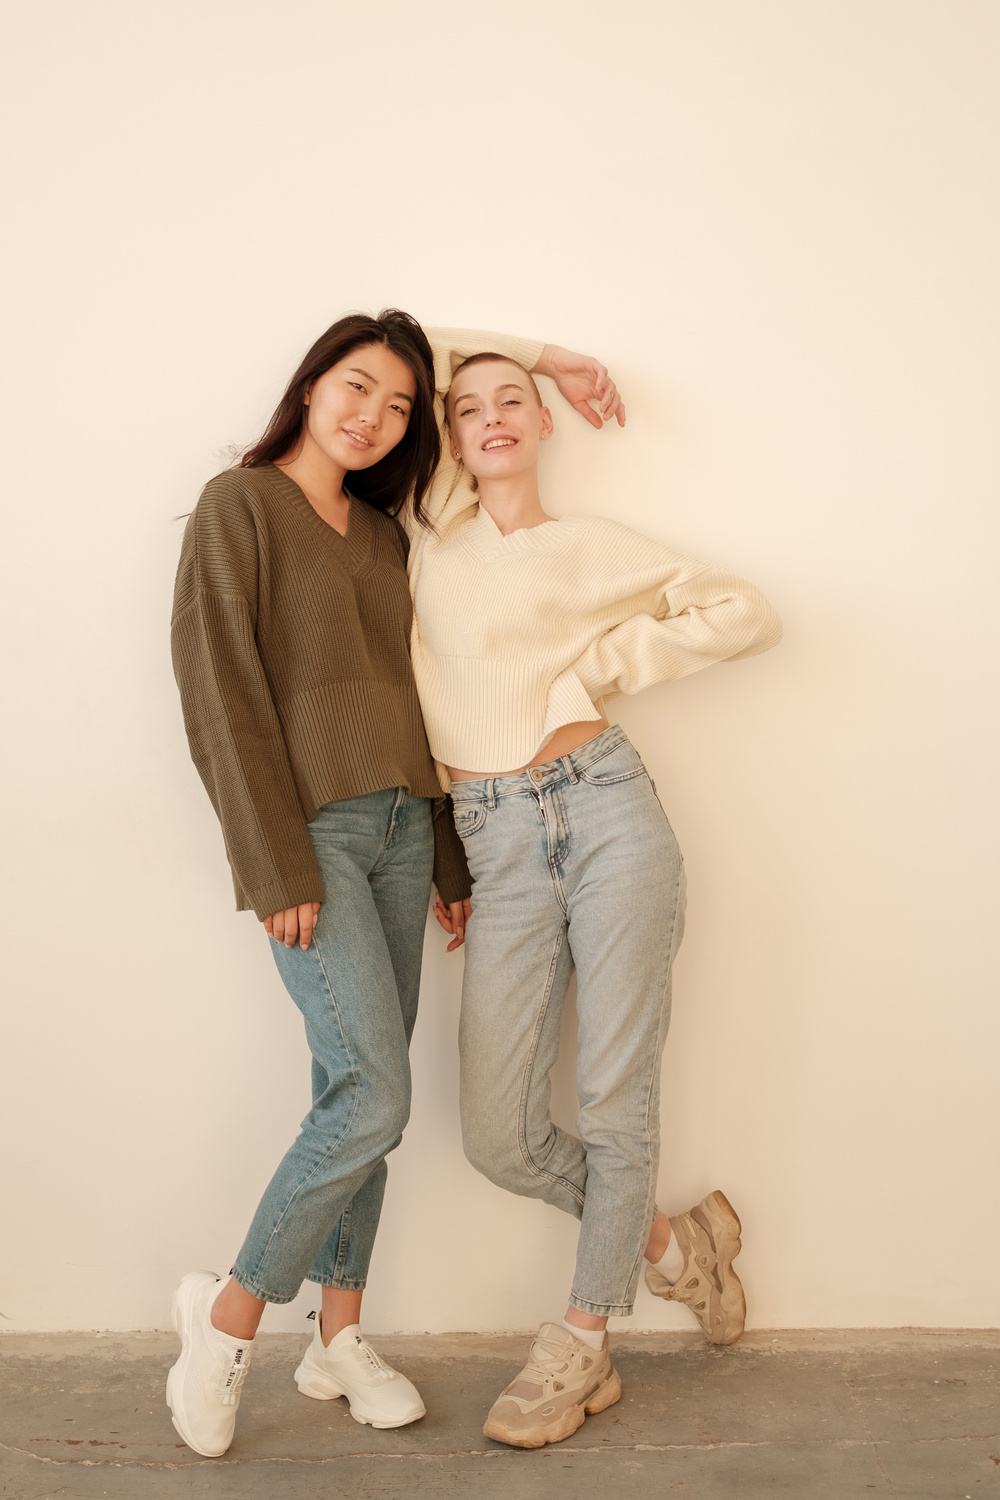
left=521, top=1331, right=574, bottom=1387
left=350, top=1333, right=393, bottom=1381
left=212, top=1343, right=253, bottom=1406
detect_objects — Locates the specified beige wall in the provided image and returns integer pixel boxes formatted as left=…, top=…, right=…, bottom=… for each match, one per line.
left=2, top=0, right=998, bottom=1334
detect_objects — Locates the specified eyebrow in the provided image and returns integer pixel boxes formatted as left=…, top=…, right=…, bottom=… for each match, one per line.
left=453, top=382, right=526, bottom=404
left=347, top=367, right=413, bottom=402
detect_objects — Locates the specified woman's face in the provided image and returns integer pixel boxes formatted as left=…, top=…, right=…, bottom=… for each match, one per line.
left=447, top=360, right=552, bottom=481
left=303, top=343, right=416, bottom=471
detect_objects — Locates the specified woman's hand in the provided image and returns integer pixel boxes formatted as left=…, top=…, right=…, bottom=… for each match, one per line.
left=433, top=895, right=473, bottom=952
left=264, top=901, right=322, bottom=950
left=533, top=345, right=626, bottom=430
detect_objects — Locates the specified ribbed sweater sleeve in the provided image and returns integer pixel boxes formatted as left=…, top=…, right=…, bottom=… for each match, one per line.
left=171, top=485, right=324, bottom=920
left=570, top=532, right=783, bottom=700
left=431, top=798, right=469, bottom=906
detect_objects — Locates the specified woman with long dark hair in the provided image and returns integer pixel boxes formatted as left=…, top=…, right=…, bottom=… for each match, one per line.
left=167, top=311, right=618, bottom=1456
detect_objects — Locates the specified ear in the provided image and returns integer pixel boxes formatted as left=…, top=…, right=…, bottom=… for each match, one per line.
left=539, top=405, right=554, bottom=441
left=303, top=383, right=313, bottom=407
left=449, top=435, right=462, bottom=464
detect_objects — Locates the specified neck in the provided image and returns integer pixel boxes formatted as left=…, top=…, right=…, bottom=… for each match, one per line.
left=476, top=470, right=550, bottom=536
left=276, top=434, right=348, bottom=509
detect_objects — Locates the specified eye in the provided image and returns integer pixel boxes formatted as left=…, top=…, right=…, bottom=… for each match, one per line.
left=458, top=405, right=478, bottom=417
left=347, top=381, right=366, bottom=392
left=390, top=403, right=408, bottom=416
left=502, top=398, right=522, bottom=407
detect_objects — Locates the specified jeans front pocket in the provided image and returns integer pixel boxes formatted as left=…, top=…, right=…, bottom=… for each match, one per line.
left=453, top=801, right=488, bottom=839
left=578, top=740, right=647, bottom=786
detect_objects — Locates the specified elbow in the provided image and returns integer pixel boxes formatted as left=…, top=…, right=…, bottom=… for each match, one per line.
left=739, top=600, right=783, bottom=659
left=720, top=594, right=782, bottom=662
left=758, top=603, right=783, bottom=651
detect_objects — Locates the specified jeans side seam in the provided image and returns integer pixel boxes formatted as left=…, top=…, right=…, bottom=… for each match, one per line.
left=245, top=937, right=364, bottom=1292
left=515, top=925, right=586, bottom=1207
left=621, top=856, right=686, bottom=1305
left=333, top=1202, right=352, bottom=1279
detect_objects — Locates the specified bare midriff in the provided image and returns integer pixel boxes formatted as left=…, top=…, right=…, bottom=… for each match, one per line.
left=447, top=718, right=609, bottom=783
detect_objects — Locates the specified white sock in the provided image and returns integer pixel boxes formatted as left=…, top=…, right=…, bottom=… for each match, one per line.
left=561, top=1318, right=605, bottom=1350
left=653, top=1226, right=686, bottom=1284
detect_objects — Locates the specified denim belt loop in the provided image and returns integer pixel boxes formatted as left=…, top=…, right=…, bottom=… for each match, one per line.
left=561, top=753, right=579, bottom=785
left=486, top=777, right=497, bottom=810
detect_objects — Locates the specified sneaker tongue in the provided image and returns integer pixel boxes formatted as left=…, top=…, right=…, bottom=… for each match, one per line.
left=329, top=1322, right=364, bottom=1349
left=212, top=1327, right=254, bottom=1358
left=534, top=1321, right=577, bottom=1356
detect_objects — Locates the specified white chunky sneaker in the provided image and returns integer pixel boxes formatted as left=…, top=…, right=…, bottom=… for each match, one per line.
left=166, top=1271, right=254, bottom=1457
left=294, top=1318, right=425, bottom=1428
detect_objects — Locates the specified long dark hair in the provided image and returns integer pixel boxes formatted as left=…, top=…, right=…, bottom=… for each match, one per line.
left=241, top=309, right=439, bottom=526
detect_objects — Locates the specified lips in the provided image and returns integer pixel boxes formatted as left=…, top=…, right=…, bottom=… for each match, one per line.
left=343, top=428, right=374, bottom=450
left=482, top=437, right=517, bottom=451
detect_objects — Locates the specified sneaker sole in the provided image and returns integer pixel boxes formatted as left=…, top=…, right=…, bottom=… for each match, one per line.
left=166, top=1272, right=231, bottom=1459
left=483, top=1366, right=622, bottom=1449
left=693, top=1190, right=746, bottom=1345
left=294, top=1363, right=425, bottom=1428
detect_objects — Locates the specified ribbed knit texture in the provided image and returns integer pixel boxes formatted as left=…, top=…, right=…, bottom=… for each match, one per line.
left=408, top=341, right=783, bottom=780
left=171, top=462, right=470, bottom=917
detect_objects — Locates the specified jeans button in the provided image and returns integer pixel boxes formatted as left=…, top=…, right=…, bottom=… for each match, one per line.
left=529, top=768, right=544, bottom=782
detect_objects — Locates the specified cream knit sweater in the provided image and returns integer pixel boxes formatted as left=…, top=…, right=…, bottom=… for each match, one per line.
left=408, top=331, right=782, bottom=781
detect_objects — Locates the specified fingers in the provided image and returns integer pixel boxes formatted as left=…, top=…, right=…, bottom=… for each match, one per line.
left=297, top=901, right=319, bottom=950
left=573, top=398, right=605, bottom=431
left=570, top=361, right=625, bottom=431
left=597, top=370, right=625, bottom=427
left=445, top=898, right=473, bottom=952
left=433, top=894, right=454, bottom=933
left=434, top=894, right=473, bottom=950
left=267, top=902, right=321, bottom=949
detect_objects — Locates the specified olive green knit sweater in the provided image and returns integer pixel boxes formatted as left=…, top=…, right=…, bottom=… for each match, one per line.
left=171, top=461, right=470, bottom=918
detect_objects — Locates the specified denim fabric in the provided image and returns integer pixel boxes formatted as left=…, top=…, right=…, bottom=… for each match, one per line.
left=232, top=789, right=432, bottom=1303
left=452, top=726, right=685, bottom=1317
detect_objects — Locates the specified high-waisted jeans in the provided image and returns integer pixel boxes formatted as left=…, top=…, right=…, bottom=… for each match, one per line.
left=452, top=726, right=686, bottom=1317
left=232, top=789, right=433, bottom=1303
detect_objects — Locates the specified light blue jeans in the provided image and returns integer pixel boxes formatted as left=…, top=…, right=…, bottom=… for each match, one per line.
left=232, top=789, right=433, bottom=1302
left=452, top=726, right=686, bottom=1317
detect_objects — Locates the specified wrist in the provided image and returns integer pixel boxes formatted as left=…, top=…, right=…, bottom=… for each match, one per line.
left=531, top=343, right=557, bottom=379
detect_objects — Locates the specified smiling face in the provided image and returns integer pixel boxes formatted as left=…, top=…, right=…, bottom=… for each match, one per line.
left=301, top=342, right=416, bottom=472
left=446, top=358, right=552, bottom=482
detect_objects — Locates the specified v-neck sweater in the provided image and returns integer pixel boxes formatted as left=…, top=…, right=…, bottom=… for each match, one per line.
left=171, top=462, right=469, bottom=918
left=408, top=340, right=783, bottom=780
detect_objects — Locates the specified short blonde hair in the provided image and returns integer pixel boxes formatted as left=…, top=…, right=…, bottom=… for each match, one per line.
left=445, top=353, right=542, bottom=423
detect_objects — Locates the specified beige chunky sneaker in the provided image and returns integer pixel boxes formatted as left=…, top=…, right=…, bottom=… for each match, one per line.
left=483, top=1323, right=621, bottom=1448
left=645, top=1189, right=746, bottom=1344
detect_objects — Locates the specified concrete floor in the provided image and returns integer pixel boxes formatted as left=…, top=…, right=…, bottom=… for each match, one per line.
left=1, top=1329, right=998, bottom=1499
